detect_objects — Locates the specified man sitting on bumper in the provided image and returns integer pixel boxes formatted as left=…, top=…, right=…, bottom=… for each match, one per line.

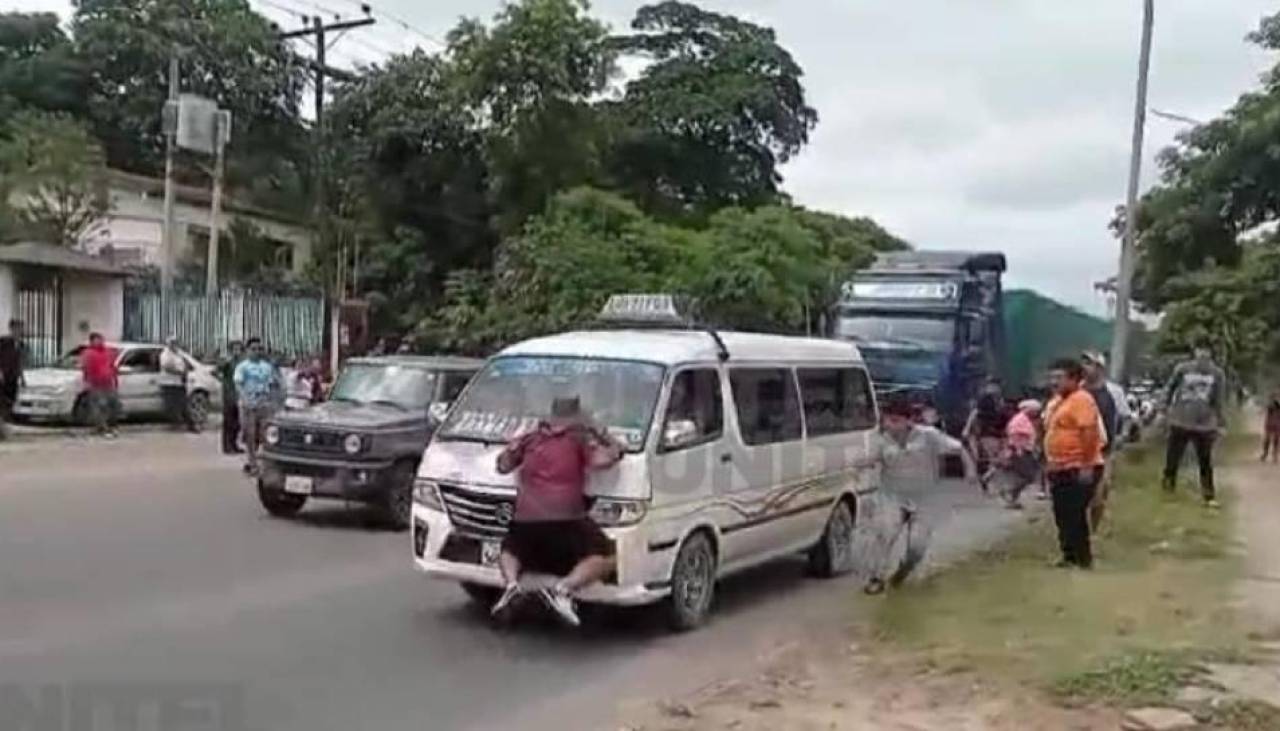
left=491, top=396, right=625, bottom=626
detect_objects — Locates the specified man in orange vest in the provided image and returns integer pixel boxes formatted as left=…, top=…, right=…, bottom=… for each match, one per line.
left=1043, top=357, right=1104, bottom=569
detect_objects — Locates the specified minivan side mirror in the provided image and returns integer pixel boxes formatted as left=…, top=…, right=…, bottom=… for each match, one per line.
left=661, top=419, right=700, bottom=450
left=428, top=401, right=450, bottom=425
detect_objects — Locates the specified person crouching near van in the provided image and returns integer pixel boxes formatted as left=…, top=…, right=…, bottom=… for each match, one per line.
left=490, top=396, right=626, bottom=626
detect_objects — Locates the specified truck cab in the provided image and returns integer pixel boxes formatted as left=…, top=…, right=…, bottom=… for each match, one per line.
left=830, top=251, right=1006, bottom=433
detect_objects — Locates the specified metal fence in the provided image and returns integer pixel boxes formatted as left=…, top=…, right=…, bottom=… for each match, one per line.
left=17, top=285, right=62, bottom=367
left=124, top=289, right=326, bottom=361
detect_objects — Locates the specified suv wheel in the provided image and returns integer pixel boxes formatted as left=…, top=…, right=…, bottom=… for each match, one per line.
left=257, top=479, right=306, bottom=518
left=383, top=461, right=416, bottom=531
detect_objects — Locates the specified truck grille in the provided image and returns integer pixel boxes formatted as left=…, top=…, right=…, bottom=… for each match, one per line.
left=437, top=482, right=515, bottom=540
left=278, top=427, right=344, bottom=453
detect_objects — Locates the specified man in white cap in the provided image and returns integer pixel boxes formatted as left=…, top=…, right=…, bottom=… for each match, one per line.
left=1081, top=350, right=1129, bottom=532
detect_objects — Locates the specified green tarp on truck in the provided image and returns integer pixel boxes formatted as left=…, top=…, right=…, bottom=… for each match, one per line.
left=1002, top=289, right=1114, bottom=395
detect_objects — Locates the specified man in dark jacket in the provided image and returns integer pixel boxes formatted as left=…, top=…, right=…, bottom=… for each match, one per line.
left=216, top=341, right=245, bottom=454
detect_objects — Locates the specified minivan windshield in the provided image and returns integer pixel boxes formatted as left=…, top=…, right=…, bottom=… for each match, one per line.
left=437, top=356, right=665, bottom=451
left=329, top=364, right=436, bottom=410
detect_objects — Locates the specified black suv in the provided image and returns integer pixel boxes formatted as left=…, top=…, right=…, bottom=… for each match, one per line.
left=257, top=356, right=482, bottom=528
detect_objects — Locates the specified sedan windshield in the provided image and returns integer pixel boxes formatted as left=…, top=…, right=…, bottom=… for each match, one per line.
left=437, top=356, right=665, bottom=451
left=329, top=364, right=436, bottom=410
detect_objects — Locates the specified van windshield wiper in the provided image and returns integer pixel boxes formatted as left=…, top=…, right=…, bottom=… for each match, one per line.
left=436, top=432, right=505, bottom=446
left=368, top=399, right=408, bottom=410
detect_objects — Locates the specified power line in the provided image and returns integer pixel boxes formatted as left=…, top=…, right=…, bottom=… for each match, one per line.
left=326, top=0, right=445, bottom=48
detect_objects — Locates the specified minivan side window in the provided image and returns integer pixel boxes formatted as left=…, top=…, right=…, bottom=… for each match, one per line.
left=730, top=368, right=802, bottom=446
left=797, top=367, right=877, bottom=436
left=661, top=368, right=723, bottom=450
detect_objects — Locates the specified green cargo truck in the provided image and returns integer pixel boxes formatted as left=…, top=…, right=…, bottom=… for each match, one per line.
left=1001, top=289, right=1113, bottom=396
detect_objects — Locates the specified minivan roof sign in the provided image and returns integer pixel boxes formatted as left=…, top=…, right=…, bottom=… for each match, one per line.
left=598, top=294, right=694, bottom=326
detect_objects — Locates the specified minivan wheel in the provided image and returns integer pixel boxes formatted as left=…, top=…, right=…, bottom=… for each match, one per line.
left=382, top=461, right=416, bottom=531
left=460, top=582, right=500, bottom=609
left=257, top=479, right=306, bottom=518
left=808, top=499, right=856, bottom=578
left=664, top=532, right=716, bottom=631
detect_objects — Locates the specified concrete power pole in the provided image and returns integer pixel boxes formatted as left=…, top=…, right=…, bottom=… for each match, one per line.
left=1110, top=0, right=1155, bottom=382
left=161, top=52, right=180, bottom=297
left=277, top=14, right=373, bottom=376
left=206, top=110, right=230, bottom=296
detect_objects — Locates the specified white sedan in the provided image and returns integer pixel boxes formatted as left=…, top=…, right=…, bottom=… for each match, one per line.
left=14, top=341, right=221, bottom=428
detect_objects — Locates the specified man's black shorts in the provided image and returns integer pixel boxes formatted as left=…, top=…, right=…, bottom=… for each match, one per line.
left=501, top=518, right=615, bottom=576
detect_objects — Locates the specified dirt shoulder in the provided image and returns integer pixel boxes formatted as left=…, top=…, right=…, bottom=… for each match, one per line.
left=623, top=432, right=1280, bottom=731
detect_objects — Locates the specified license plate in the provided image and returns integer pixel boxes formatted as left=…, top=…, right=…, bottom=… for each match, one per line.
left=480, top=541, right=502, bottom=566
left=283, top=476, right=313, bottom=495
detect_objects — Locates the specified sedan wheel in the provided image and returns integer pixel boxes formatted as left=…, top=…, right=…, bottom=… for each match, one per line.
left=187, top=391, right=210, bottom=431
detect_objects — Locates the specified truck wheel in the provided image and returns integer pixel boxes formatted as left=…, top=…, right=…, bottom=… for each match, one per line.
left=664, top=532, right=716, bottom=632
left=257, top=479, right=306, bottom=518
left=808, top=499, right=856, bottom=578
left=382, top=461, right=416, bottom=531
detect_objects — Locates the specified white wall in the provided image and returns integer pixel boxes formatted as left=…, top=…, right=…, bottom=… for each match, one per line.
left=61, top=273, right=124, bottom=344
left=0, top=265, right=15, bottom=329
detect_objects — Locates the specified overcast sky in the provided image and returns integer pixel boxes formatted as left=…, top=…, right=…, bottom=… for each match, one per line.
left=14, top=0, right=1278, bottom=313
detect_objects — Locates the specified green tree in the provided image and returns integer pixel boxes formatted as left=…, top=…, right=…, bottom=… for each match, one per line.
left=607, top=1, right=818, bottom=216
left=0, top=12, right=89, bottom=117
left=0, top=110, right=107, bottom=245
left=71, top=0, right=307, bottom=188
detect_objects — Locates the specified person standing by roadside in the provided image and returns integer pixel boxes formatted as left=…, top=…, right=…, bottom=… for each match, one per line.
left=0, top=319, right=25, bottom=439
left=1044, top=358, right=1104, bottom=569
left=1262, top=389, right=1280, bottom=463
left=234, top=338, right=279, bottom=475
left=159, top=336, right=196, bottom=432
left=1081, top=351, right=1123, bottom=533
left=80, top=333, right=120, bottom=439
left=216, top=341, right=244, bottom=454
left=963, top=379, right=1008, bottom=492
left=1162, top=344, right=1227, bottom=508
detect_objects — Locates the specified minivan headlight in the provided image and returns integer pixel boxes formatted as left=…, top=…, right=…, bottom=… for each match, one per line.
left=413, top=478, right=442, bottom=510
left=264, top=424, right=280, bottom=445
left=342, top=433, right=363, bottom=454
left=589, top=499, right=647, bottom=527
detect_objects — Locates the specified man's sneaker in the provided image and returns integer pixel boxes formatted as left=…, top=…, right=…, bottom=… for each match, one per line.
left=538, top=586, right=581, bottom=627
left=1205, top=499, right=1222, bottom=510
left=490, top=584, right=522, bottom=618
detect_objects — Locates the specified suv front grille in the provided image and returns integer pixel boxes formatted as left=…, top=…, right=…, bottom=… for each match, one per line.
left=278, top=427, right=344, bottom=453
left=437, top=482, right=515, bottom=540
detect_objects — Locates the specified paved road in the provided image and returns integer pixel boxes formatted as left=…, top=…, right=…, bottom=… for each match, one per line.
left=0, top=434, right=1026, bottom=731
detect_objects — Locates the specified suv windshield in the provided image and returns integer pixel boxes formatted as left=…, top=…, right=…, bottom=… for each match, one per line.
left=834, top=315, right=955, bottom=351
left=329, top=364, right=436, bottom=410
left=437, top=356, right=665, bottom=451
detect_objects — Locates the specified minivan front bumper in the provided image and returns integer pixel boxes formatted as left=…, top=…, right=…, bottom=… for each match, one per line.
left=410, top=504, right=671, bottom=607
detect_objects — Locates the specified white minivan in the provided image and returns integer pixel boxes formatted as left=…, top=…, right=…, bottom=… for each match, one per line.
left=410, top=296, right=880, bottom=629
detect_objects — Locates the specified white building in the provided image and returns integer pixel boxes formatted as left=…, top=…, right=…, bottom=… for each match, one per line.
left=76, top=170, right=314, bottom=276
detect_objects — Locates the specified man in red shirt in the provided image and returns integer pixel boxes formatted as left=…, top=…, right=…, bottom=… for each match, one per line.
left=80, top=333, right=120, bottom=438
left=491, top=396, right=624, bottom=625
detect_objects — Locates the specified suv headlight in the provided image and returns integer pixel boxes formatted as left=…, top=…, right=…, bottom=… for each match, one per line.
left=264, top=424, right=280, bottom=445
left=413, top=478, right=442, bottom=510
left=343, top=433, right=364, bottom=454
left=589, top=498, right=647, bottom=527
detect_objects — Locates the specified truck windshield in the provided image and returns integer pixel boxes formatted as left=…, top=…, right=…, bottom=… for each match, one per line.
left=437, top=356, right=665, bottom=451
left=834, top=315, right=955, bottom=351
left=330, top=364, right=435, bottom=410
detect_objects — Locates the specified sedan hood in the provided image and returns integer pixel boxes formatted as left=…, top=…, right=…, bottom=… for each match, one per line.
left=271, top=400, right=422, bottom=431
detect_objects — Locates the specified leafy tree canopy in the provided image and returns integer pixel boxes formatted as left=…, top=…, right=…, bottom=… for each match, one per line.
left=0, top=110, right=108, bottom=245
left=0, top=12, right=88, bottom=117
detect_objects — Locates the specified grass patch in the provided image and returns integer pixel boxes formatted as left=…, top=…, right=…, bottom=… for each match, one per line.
left=869, top=439, right=1243, bottom=703
left=1203, top=699, right=1280, bottom=731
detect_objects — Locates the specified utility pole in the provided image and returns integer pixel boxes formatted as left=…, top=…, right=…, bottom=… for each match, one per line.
left=206, top=110, right=230, bottom=296
left=161, top=51, right=180, bottom=298
left=1110, top=0, right=1154, bottom=383
left=277, top=14, right=373, bottom=376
